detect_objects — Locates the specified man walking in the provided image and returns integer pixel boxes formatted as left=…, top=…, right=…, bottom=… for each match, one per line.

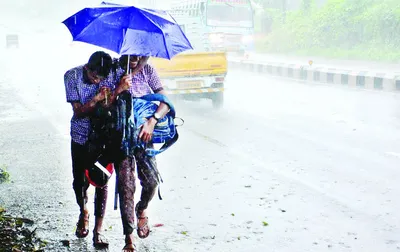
left=63, top=51, right=131, bottom=248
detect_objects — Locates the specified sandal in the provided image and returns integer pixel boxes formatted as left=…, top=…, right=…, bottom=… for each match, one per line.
left=75, top=212, right=89, bottom=238
left=122, top=243, right=136, bottom=252
left=135, top=205, right=150, bottom=239
left=93, top=232, right=109, bottom=248
left=137, top=215, right=150, bottom=239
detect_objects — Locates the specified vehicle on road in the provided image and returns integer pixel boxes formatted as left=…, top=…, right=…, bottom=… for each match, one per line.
left=149, top=51, right=227, bottom=109
left=170, top=0, right=255, bottom=56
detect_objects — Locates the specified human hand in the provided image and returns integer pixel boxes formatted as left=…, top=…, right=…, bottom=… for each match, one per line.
left=93, top=91, right=106, bottom=103
left=139, top=118, right=157, bottom=142
left=117, top=75, right=132, bottom=94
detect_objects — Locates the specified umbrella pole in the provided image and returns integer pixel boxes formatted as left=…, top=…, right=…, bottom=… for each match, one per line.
left=126, top=55, right=130, bottom=75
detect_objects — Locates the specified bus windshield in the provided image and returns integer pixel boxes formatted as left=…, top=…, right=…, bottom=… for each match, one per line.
left=206, top=3, right=253, bottom=28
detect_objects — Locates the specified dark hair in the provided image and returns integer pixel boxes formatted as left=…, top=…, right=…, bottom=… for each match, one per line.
left=87, top=51, right=113, bottom=77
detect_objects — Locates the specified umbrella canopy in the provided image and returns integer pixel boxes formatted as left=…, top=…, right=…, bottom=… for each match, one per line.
left=62, top=2, right=193, bottom=59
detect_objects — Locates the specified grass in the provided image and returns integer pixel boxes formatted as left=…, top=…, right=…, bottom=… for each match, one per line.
left=0, top=164, right=10, bottom=183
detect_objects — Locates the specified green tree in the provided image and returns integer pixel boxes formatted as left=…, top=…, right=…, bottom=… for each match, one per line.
left=255, top=0, right=400, bottom=61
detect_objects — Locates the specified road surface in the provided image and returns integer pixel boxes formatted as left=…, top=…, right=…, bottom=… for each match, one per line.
left=1, top=46, right=400, bottom=251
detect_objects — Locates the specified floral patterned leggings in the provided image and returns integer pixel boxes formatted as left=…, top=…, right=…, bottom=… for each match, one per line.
left=115, top=147, right=159, bottom=235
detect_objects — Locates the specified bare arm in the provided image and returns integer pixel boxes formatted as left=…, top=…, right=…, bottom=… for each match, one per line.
left=139, top=90, right=172, bottom=143
left=148, top=89, right=170, bottom=124
left=71, top=92, right=104, bottom=118
left=145, top=64, right=170, bottom=121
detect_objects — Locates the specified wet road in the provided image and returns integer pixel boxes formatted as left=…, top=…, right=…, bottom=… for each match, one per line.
left=1, top=47, right=400, bottom=251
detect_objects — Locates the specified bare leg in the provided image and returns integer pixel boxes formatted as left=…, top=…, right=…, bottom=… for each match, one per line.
left=92, top=185, right=109, bottom=247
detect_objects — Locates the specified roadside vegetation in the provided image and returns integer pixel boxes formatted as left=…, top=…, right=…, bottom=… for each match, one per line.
left=0, top=164, right=10, bottom=183
left=255, top=0, right=400, bottom=62
left=0, top=165, right=47, bottom=251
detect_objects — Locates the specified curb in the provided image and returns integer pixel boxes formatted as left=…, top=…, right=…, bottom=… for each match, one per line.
left=228, top=59, right=400, bottom=91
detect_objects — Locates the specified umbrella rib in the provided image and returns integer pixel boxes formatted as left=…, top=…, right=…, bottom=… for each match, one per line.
left=138, top=11, right=170, bottom=59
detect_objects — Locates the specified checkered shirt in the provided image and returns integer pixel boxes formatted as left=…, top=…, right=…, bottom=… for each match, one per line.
left=114, top=64, right=163, bottom=97
left=64, top=65, right=114, bottom=145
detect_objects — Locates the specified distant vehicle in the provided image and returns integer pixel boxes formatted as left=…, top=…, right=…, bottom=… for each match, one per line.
left=170, top=0, right=255, bottom=56
left=149, top=51, right=227, bottom=109
left=148, top=0, right=255, bottom=109
left=6, top=34, right=19, bottom=48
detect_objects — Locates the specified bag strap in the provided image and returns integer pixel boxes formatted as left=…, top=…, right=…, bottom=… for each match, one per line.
left=139, top=94, right=180, bottom=156
left=144, top=131, right=179, bottom=157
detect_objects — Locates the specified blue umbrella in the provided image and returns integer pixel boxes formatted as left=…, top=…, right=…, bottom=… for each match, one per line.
left=62, top=2, right=193, bottom=59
